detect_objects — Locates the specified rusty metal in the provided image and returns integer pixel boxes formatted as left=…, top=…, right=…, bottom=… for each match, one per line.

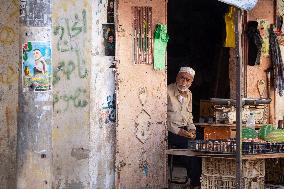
left=133, top=6, right=153, bottom=64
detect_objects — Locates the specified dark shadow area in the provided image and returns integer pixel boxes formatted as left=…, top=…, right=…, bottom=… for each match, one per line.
left=167, top=0, right=230, bottom=121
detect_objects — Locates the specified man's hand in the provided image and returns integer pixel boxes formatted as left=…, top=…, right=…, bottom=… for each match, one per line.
left=178, top=129, right=196, bottom=139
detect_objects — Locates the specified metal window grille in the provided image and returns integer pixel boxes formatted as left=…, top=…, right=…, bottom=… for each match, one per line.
left=133, top=6, right=153, bottom=64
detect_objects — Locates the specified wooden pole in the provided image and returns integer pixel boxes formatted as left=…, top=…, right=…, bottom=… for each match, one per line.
left=235, top=8, right=243, bottom=189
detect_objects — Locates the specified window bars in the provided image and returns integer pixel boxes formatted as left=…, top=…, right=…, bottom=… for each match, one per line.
left=133, top=6, right=153, bottom=64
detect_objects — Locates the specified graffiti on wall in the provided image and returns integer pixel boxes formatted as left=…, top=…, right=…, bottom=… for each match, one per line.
left=134, top=87, right=152, bottom=143
left=53, top=9, right=89, bottom=113
left=53, top=88, right=88, bottom=112
left=0, top=25, right=16, bottom=45
left=0, top=65, right=17, bottom=85
left=22, top=41, right=52, bottom=92
left=5, top=0, right=19, bottom=18
left=20, top=0, right=51, bottom=27
left=53, top=10, right=88, bottom=84
left=100, top=94, right=116, bottom=124
left=53, top=50, right=88, bottom=85
left=53, top=9, right=87, bottom=52
left=0, top=0, right=18, bottom=45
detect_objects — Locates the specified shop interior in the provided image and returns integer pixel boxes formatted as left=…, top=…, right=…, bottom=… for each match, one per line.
left=167, top=0, right=230, bottom=186
left=167, top=0, right=284, bottom=188
left=167, top=0, right=230, bottom=122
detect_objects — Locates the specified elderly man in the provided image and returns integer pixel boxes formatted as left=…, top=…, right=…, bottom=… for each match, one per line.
left=167, top=66, right=200, bottom=189
left=168, top=66, right=196, bottom=140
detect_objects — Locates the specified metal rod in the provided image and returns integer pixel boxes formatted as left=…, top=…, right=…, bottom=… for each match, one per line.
left=134, top=7, right=137, bottom=64
left=149, top=7, right=153, bottom=64
left=146, top=7, right=149, bottom=64
left=235, top=8, right=242, bottom=189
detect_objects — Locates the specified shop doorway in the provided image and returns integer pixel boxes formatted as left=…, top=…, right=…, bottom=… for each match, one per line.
left=167, top=0, right=230, bottom=121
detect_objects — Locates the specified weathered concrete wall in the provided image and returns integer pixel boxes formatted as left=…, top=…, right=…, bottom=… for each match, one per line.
left=89, top=0, right=116, bottom=188
left=2, top=0, right=164, bottom=188
left=17, top=0, right=53, bottom=188
left=0, top=0, right=19, bottom=188
left=52, top=0, right=92, bottom=188
left=116, top=0, right=167, bottom=188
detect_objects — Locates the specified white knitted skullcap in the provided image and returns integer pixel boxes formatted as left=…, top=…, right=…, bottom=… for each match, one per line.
left=179, top=67, right=195, bottom=77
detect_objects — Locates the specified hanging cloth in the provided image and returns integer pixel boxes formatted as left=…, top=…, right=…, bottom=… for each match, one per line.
left=153, top=24, right=169, bottom=70
left=246, top=21, right=263, bottom=66
left=224, top=6, right=236, bottom=48
left=269, top=26, right=284, bottom=96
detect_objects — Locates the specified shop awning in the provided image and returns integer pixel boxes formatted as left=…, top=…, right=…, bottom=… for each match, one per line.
left=218, top=0, right=258, bottom=11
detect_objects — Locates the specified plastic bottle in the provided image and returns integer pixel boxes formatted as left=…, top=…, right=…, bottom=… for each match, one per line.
left=246, top=112, right=256, bottom=130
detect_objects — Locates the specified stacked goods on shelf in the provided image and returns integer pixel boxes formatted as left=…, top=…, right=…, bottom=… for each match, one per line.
left=265, top=129, right=284, bottom=142
left=188, top=139, right=268, bottom=154
left=258, top=124, right=275, bottom=140
left=188, top=139, right=236, bottom=154
left=242, top=127, right=258, bottom=139
left=188, top=124, right=284, bottom=154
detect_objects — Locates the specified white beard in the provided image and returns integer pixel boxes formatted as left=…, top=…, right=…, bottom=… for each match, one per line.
left=177, top=86, right=188, bottom=92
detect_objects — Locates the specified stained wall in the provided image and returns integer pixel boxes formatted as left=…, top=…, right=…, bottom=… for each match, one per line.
left=89, top=0, right=116, bottom=188
left=17, top=0, right=53, bottom=188
left=0, top=0, right=19, bottom=188
left=52, top=0, right=92, bottom=188
left=115, top=0, right=167, bottom=188
left=52, top=0, right=116, bottom=188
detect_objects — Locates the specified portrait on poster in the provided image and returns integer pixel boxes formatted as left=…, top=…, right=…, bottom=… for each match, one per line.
left=103, top=24, right=115, bottom=56
left=22, top=41, right=52, bottom=92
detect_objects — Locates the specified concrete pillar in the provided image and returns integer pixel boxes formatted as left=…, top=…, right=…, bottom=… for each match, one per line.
left=51, top=0, right=116, bottom=188
left=51, top=0, right=91, bottom=188
left=17, top=0, right=52, bottom=188
left=15, top=0, right=116, bottom=188
left=89, top=0, right=116, bottom=188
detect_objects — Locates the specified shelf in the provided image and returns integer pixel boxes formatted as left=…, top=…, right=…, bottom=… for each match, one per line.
left=194, top=122, right=262, bottom=129
left=166, top=149, right=284, bottom=160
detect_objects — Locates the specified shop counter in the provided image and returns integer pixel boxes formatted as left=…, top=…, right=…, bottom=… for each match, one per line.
left=167, top=149, right=284, bottom=189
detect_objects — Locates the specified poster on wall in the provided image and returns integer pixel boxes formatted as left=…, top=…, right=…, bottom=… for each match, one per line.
left=257, top=19, right=270, bottom=57
left=107, top=0, right=114, bottom=23
left=20, top=0, right=51, bottom=27
left=218, top=0, right=258, bottom=11
left=22, top=41, right=52, bottom=92
left=103, top=24, right=115, bottom=56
